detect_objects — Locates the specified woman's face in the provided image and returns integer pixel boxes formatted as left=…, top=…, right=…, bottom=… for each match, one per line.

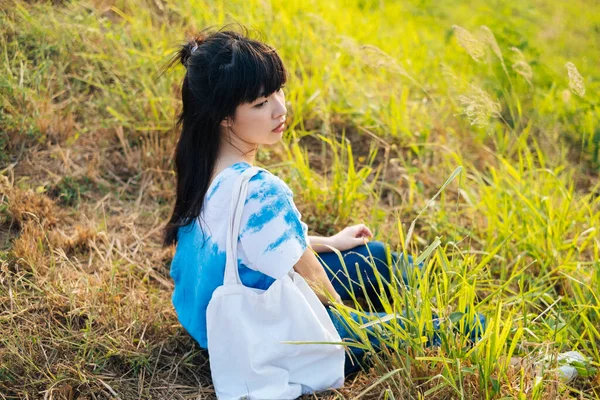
left=221, top=86, right=287, bottom=148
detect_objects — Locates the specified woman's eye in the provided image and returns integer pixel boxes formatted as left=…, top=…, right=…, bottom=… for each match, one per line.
left=255, top=100, right=267, bottom=108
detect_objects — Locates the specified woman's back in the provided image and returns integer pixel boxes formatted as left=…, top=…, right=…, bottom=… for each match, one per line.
left=169, top=162, right=310, bottom=348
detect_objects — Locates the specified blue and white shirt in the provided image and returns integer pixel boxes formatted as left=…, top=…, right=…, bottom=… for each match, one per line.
left=169, top=162, right=310, bottom=348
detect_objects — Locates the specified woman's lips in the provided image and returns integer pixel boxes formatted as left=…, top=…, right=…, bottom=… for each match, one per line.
left=272, top=121, right=285, bottom=133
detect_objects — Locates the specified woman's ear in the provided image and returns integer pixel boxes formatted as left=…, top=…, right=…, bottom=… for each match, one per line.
left=219, top=117, right=231, bottom=129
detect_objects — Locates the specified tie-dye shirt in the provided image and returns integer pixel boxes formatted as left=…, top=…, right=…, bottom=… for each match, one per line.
left=169, top=161, right=310, bottom=348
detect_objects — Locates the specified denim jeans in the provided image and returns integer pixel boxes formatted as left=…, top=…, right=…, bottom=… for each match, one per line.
left=317, top=241, right=486, bottom=377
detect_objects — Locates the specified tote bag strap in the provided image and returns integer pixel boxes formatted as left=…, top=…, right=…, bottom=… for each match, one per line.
left=223, top=166, right=264, bottom=286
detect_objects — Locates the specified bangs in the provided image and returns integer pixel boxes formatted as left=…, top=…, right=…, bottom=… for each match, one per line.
left=228, top=40, right=287, bottom=105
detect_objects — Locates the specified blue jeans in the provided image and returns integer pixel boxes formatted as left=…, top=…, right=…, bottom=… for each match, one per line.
left=317, top=241, right=486, bottom=377
left=317, top=241, right=414, bottom=311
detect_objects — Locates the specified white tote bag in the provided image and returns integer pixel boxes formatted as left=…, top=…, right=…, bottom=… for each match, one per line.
left=206, top=166, right=345, bottom=400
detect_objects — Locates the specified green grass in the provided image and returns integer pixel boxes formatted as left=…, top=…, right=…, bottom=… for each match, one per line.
left=1, top=0, right=599, bottom=398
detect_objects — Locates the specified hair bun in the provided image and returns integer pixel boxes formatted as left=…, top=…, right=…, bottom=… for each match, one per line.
left=180, top=34, right=206, bottom=68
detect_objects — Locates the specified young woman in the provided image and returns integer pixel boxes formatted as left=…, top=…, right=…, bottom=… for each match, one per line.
left=162, top=25, right=424, bottom=384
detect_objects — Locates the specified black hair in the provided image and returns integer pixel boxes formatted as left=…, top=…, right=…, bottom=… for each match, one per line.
left=161, top=24, right=288, bottom=247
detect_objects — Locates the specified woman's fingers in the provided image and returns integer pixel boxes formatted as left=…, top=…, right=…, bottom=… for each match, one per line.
left=352, top=225, right=364, bottom=237
left=355, top=224, right=373, bottom=238
left=341, top=224, right=373, bottom=240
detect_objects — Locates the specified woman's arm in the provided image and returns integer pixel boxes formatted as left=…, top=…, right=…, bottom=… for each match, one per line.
left=307, top=235, right=336, bottom=253
left=294, top=246, right=342, bottom=305
left=309, top=224, right=373, bottom=253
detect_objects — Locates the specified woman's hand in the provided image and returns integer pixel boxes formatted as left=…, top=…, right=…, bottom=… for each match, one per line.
left=329, top=224, right=374, bottom=252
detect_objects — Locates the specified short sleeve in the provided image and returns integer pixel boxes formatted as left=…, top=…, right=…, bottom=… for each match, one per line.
left=238, top=171, right=309, bottom=280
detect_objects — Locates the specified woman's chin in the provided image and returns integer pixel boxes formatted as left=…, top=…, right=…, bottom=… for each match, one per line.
left=266, top=132, right=284, bottom=144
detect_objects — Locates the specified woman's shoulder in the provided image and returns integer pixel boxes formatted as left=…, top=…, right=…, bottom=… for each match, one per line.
left=207, top=162, right=294, bottom=205
left=246, top=167, right=294, bottom=200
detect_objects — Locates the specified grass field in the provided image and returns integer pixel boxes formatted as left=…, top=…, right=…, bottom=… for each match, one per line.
left=1, top=0, right=599, bottom=398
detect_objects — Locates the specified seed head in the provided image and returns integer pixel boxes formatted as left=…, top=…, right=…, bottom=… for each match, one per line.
left=452, top=25, right=486, bottom=63
left=458, top=84, right=502, bottom=127
left=510, top=47, right=533, bottom=85
left=480, top=26, right=503, bottom=62
left=565, top=62, right=585, bottom=97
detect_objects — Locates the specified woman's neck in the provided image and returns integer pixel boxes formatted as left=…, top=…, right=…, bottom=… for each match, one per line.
left=210, top=140, right=257, bottom=184
left=218, top=128, right=258, bottom=166
left=216, top=146, right=256, bottom=167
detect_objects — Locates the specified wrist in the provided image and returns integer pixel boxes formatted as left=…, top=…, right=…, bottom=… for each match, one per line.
left=308, top=235, right=336, bottom=253
left=321, top=236, right=335, bottom=248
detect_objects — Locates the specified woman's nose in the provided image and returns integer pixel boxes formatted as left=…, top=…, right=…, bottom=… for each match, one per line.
left=273, top=94, right=287, bottom=119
